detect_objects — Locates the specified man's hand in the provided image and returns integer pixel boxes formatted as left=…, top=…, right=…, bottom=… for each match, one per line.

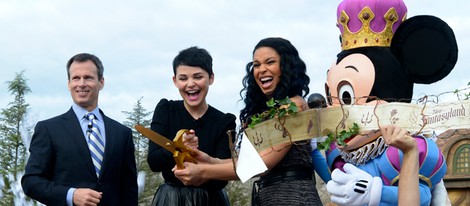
left=73, top=188, right=102, bottom=206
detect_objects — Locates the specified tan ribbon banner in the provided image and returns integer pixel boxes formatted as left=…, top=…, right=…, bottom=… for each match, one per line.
left=244, top=100, right=470, bottom=152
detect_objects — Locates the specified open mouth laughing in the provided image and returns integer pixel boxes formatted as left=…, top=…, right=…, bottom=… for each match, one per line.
left=186, top=90, right=200, bottom=101
left=259, top=76, right=274, bottom=89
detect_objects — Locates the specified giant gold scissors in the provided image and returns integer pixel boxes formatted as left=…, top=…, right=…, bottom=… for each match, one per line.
left=135, top=125, right=197, bottom=169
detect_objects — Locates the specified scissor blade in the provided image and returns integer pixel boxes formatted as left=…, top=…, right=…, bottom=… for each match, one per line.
left=134, top=125, right=177, bottom=153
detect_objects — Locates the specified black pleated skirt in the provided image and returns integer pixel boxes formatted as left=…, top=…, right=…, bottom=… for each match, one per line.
left=151, top=182, right=230, bottom=206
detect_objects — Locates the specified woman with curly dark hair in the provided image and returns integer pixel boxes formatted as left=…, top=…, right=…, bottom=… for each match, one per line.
left=239, top=37, right=310, bottom=122
left=173, top=37, right=323, bottom=205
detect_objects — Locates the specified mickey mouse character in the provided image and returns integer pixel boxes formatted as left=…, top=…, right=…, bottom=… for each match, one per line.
left=324, top=0, right=458, bottom=205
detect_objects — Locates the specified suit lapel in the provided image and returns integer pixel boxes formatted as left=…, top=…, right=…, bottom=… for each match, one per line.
left=62, top=108, right=97, bottom=178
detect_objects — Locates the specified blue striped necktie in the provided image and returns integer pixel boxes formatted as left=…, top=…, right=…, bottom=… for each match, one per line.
left=85, top=113, right=105, bottom=177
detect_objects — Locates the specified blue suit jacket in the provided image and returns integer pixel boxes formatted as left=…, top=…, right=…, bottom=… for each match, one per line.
left=22, top=108, right=137, bottom=205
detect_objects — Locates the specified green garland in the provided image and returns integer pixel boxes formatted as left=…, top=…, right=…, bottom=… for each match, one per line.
left=248, top=97, right=298, bottom=129
left=317, top=123, right=359, bottom=150
left=248, top=97, right=360, bottom=150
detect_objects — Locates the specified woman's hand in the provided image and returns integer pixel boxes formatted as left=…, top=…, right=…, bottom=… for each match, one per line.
left=289, top=95, right=308, bottom=112
left=379, top=124, right=419, bottom=206
left=172, top=162, right=207, bottom=186
left=380, top=125, right=417, bottom=153
left=190, top=148, right=212, bottom=163
left=182, top=129, right=198, bottom=150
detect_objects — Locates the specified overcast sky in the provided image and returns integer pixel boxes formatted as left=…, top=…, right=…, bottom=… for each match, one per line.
left=1, top=0, right=468, bottom=125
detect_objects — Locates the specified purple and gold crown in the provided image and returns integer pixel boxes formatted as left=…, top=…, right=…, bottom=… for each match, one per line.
left=337, top=0, right=408, bottom=51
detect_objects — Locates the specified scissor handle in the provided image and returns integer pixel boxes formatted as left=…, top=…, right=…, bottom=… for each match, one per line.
left=173, top=151, right=198, bottom=169
left=173, top=129, right=198, bottom=169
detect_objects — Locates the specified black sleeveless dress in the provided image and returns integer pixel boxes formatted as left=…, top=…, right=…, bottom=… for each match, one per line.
left=253, top=141, right=323, bottom=205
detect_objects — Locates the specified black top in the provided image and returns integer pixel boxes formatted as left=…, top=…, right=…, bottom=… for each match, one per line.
left=147, top=99, right=236, bottom=191
left=269, top=141, right=312, bottom=172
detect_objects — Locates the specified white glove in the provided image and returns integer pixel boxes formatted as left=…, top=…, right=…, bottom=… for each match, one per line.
left=327, top=163, right=383, bottom=206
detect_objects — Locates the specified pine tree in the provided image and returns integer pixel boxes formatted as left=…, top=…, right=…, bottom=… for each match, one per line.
left=122, top=97, right=163, bottom=205
left=0, top=70, right=32, bottom=205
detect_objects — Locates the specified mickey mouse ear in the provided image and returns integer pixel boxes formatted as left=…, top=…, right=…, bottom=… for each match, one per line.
left=391, top=15, right=458, bottom=84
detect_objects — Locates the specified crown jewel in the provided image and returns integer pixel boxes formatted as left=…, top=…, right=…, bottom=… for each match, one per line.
left=337, top=0, right=408, bottom=51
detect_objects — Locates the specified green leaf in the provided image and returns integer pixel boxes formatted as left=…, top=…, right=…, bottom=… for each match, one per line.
left=266, top=98, right=276, bottom=107
left=317, top=123, right=360, bottom=150
left=288, top=102, right=298, bottom=113
left=248, top=96, right=299, bottom=128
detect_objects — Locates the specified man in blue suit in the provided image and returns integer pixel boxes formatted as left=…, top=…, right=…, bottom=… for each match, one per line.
left=22, top=53, right=138, bottom=206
